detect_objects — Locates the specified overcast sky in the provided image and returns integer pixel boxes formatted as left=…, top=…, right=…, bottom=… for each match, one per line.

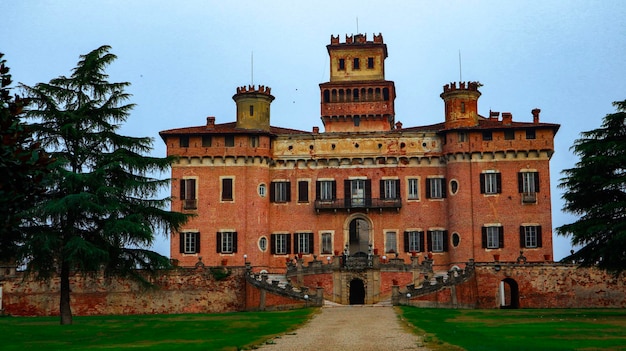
left=3, top=1, right=625, bottom=261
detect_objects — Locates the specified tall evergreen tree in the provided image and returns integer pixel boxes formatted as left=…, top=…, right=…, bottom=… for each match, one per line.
left=557, top=99, right=626, bottom=273
left=21, top=46, right=190, bottom=324
left=0, top=53, right=52, bottom=263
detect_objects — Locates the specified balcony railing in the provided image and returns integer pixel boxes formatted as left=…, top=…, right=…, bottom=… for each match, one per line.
left=521, top=193, right=537, bottom=204
left=182, top=199, right=198, bottom=210
left=314, top=197, right=402, bottom=211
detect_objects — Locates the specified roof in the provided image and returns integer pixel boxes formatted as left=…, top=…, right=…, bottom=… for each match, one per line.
left=400, top=116, right=560, bottom=134
left=159, top=122, right=310, bottom=142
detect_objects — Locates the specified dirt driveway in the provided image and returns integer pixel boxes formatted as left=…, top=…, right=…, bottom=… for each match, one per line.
left=254, top=305, right=429, bottom=351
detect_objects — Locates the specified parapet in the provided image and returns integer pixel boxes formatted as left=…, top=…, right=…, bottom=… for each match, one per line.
left=330, top=33, right=384, bottom=45
left=442, top=81, right=482, bottom=93
left=235, top=85, right=272, bottom=96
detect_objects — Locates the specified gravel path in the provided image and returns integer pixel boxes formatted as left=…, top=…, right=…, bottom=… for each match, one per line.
left=254, top=305, right=429, bottom=351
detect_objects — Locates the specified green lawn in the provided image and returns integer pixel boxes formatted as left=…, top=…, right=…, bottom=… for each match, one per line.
left=0, top=309, right=315, bottom=351
left=399, top=307, right=626, bottom=351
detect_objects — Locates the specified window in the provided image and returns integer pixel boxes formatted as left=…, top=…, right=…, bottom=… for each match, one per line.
left=450, top=180, right=459, bottom=195
left=258, top=183, right=266, bottom=198
left=482, top=131, right=493, bottom=141
left=345, top=179, right=371, bottom=207
left=338, top=58, right=345, bottom=70
left=519, top=171, right=539, bottom=203
left=224, top=135, right=235, bottom=147
left=202, top=135, right=212, bottom=147
left=354, top=116, right=360, bottom=126
left=270, top=181, right=291, bottom=203
left=458, top=131, right=468, bottom=142
left=295, top=233, right=313, bottom=254
left=461, top=102, right=466, bottom=113
left=321, top=233, right=333, bottom=254
left=385, top=232, right=397, bottom=253
left=407, top=178, right=419, bottom=200
left=271, top=234, right=291, bottom=255
left=404, top=231, right=424, bottom=253
left=298, top=180, right=309, bottom=203
left=179, top=232, right=200, bottom=254
left=428, top=230, right=448, bottom=252
left=249, top=105, right=254, bottom=116
left=316, top=180, right=336, bottom=201
left=180, top=178, right=197, bottom=210
left=250, top=135, right=259, bottom=147
left=259, top=237, right=268, bottom=251
left=452, top=232, right=461, bottom=247
left=504, top=130, right=515, bottom=140
left=482, top=226, right=504, bottom=249
left=221, top=178, right=233, bottom=201
left=179, top=135, right=189, bottom=147
left=380, top=179, right=400, bottom=200
left=426, top=178, right=446, bottom=199
left=526, top=129, right=536, bottom=139
left=520, top=226, right=542, bottom=248
left=480, top=172, right=502, bottom=194
left=367, top=57, right=374, bottom=69
left=353, top=57, right=360, bottom=69
left=217, top=231, right=237, bottom=254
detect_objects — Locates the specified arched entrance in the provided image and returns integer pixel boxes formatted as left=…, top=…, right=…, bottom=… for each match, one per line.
left=499, top=278, right=520, bottom=309
left=349, top=278, right=365, bottom=304
left=348, top=217, right=370, bottom=256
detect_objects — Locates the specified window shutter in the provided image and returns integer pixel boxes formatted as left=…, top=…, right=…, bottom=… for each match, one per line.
left=419, top=231, right=425, bottom=252
left=480, top=174, right=486, bottom=194
left=442, top=178, right=447, bottom=198
left=195, top=232, right=200, bottom=253
left=518, top=173, right=524, bottom=193
left=298, top=181, right=308, bottom=202
left=534, top=172, right=540, bottom=192
left=216, top=232, right=221, bottom=253
left=270, top=234, right=276, bottom=254
left=425, top=179, right=432, bottom=199
left=332, top=180, right=337, bottom=200
left=315, top=181, right=321, bottom=200
left=222, top=178, right=232, bottom=201
left=270, top=182, right=276, bottom=203
left=286, top=182, right=291, bottom=202
left=180, top=179, right=186, bottom=199
left=308, top=233, right=314, bottom=253
left=179, top=233, right=184, bottom=253
left=537, top=226, right=542, bottom=247
left=499, top=227, right=505, bottom=248
left=286, top=234, right=292, bottom=254
left=481, top=227, right=487, bottom=248
left=365, top=179, right=372, bottom=206
left=189, top=179, right=196, bottom=200
left=427, top=230, right=433, bottom=252
left=443, top=231, right=449, bottom=252
left=379, top=180, right=385, bottom=199
left=403, top=231, right=409, bottom=252
left=519, top=226, right=526, bottom=248
left=395, top=179, right=401, bottom=199
left=344, top=180, right=351, bottom=205
left=233, top=232, right=238, bottom=253
left=496, top=173, right=502, bottom=193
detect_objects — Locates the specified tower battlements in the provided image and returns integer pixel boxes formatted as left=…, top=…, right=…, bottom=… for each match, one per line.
left=235, top=85, right=272, bottom=96
left=330, top=33, right=384, bottom=45
left=442, top=81, right=481, bottom=94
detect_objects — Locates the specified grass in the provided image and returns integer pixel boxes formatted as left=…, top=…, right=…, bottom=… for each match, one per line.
left=0, top=308, right=315, bottom=351
left=399, top=307, right=626, bottom=351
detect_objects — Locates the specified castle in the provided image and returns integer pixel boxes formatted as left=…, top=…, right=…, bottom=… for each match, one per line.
left=159, top=33, right=560, bottom=305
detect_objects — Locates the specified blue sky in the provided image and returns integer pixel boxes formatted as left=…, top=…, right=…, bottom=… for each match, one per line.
left=3, top=1, right=625, bottom=260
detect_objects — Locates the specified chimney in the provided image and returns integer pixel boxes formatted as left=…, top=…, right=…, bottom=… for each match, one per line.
left=206, top=116, right=216, bottom=129
left=532, top=108, right=541, bottom=124
left=395, top=121, right=403, bottom=130
left=490, top=111, right=500, bottom=120
left=501, top=112, right=513, bottom=125
left=312, top=126, right=319, bottom=134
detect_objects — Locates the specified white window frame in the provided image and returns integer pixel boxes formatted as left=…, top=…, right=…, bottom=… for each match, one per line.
left=429, top=177, right=444, bottom=199
left=220, top=231, right=234, bottom=254
left=319, top=180, right=334, bottom=201
left=486, top=226, right=500, bottom=249
left=407, top=230, right=421, bottom=252
left=407, top=178, right=419, bottom=200
left=484, top=172, right=498, bottom=194
left=296, top=232, right=311, bottom=254
left=321, top=232, right=333, bottom=255
left=385, top=231, right=397, bottom=253
left=183, top=232, right=198, bottom=254
left=431, top=230, right=444, bottom=252
left=522, top=172, right=537, bottom=194
left=382, top=179, right=398, bottom=200
left=274, top=234, right=288, bottom=255
left=273, top=181, right=289, bottom=203
left=524, top=226, right=538, bottom=248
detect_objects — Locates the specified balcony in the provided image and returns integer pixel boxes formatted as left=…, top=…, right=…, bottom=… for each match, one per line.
left=314, top=197, right=402, bottom=212
left=182, top=199, right=198, bottom=210
left=521, top=193, right=537, bottom=204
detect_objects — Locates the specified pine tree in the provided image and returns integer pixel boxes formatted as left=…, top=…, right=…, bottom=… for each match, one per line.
left=21, top=46, right=190, bottom=324
left=0, top=53, right=52, bottom=263
left=557, top=99, right=626, bottom=273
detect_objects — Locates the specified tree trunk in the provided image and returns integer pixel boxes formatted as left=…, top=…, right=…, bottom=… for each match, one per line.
left=59, top=259, right=73, bottom=325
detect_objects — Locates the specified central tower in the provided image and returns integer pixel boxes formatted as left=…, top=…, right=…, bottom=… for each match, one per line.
left=319, top=34, right=396, bottom=132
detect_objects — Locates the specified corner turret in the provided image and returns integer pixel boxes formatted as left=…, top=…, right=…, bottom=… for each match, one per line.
left=440, top=81, right=482, bottom=129
left=232, top=85, right=275, bottom=131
